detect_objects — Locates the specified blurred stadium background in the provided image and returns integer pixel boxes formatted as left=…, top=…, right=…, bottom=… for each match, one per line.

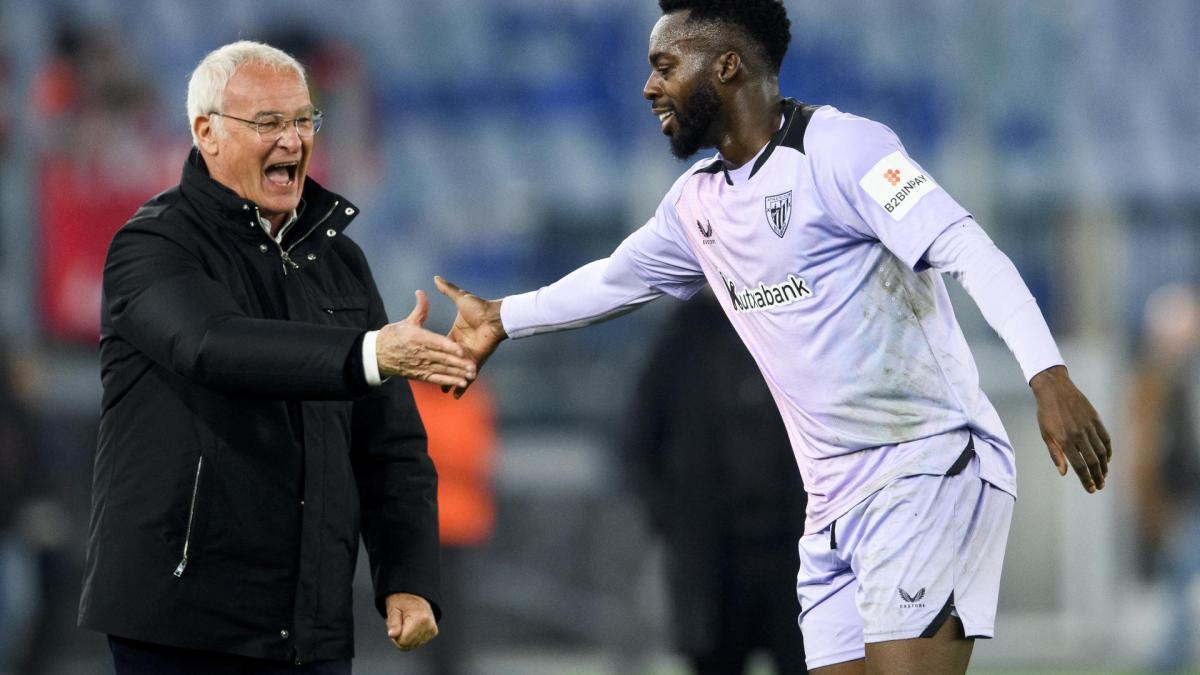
left=0, top=0, right=1197, bottom=673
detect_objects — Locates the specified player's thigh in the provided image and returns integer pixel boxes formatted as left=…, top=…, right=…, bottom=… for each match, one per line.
left=801, top=454, right=1011, bottom=672
left=864, top=615, right=972, bottom=675
left=852, top=458, right=1012, bottom=644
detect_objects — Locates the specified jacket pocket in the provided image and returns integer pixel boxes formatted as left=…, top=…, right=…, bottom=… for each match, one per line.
left=173, top=454, right=204, bottom=577
left=318, top=293, right=369, bottom=327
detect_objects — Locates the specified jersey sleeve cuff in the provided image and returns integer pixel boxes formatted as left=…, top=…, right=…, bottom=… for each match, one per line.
left=499, top=292, right=539, bottom=340
left=1001, top=299, right=1066, bottom=383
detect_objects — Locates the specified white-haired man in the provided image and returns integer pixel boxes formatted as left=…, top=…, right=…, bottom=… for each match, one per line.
left=78, top=40, right=473, bottom=673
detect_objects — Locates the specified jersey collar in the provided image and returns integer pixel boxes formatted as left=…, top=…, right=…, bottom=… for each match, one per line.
left=693, top=98, right=820, bottom=185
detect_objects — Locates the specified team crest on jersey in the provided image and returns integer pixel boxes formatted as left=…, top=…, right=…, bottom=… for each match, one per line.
left=764, top=191, right=792, bottom=238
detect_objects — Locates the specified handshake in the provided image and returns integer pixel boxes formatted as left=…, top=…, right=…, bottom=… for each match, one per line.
left=375, top=276, right=504, bottom=398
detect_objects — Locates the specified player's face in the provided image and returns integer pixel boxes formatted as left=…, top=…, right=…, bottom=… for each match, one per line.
left=199, top=63, right=313, bottom=220
left=644, top=12, right=723, bottom=159
left=666, top=77, right=722, bottom=159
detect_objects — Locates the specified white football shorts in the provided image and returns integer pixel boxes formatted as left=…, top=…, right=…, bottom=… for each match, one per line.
left=796, top=437, right=1014, bottom=670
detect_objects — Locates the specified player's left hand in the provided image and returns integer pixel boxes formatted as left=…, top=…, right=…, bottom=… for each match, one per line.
left=1030, top=365, right=1112, bottom=493
left=385, top=592, right=438, bottom=651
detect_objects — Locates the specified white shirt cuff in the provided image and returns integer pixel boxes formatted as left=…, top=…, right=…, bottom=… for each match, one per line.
left=362, top=330, right=384, bottom=386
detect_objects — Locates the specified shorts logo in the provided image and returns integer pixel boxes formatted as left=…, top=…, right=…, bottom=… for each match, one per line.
left=898, top=587, right=926, bottom=608
left=720, top=271, right=813, bottom=313
left=859, top=151, right=940, bottom=222
left=764, top=191, right=792, bottom=238
left=696, top=218, right=715, bottom=244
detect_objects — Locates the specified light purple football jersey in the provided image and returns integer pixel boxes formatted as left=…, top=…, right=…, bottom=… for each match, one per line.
left=504, top=101, right=1019, bottom=531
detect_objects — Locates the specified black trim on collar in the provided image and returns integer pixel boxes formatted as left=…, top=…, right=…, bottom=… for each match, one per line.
left=692, top=158, right=732, bottom=186
left=689, top=98, right=821, bottom=183
left=748, top=98, right=821, bottom=178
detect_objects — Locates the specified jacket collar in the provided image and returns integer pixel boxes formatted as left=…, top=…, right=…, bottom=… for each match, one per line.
left=179, top=147, right=358, bottom=242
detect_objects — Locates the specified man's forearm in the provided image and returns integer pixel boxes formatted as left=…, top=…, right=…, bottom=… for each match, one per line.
left=925, top=218, right=1064, bottom=383
left=181, top=315, right=367, bottom=398
left=500, top=256, right=662, bottom=338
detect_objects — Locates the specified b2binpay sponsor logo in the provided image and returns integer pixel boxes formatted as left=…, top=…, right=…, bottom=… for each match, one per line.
left=880, top=172, right=931, bottom=214
left=720, top=271, right=813, bottom=313
left=859, top=150, right=939, bottom=222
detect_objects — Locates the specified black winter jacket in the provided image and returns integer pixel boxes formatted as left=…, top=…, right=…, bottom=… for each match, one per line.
left=78, top=149, right=440, bottom=664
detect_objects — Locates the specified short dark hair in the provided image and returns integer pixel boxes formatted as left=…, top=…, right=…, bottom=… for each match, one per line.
left=658, top=0, right=791, bottom=74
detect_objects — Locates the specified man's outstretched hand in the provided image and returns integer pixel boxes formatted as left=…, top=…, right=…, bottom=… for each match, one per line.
left=1030, top=365, right=1112, bottom=493
left=434, top=276, right=506, bottom=398
left=376, top=290, right=477, bottom=389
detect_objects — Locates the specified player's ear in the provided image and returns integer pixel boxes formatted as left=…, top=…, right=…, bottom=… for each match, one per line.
left=716, top=51, right=741, bottom=84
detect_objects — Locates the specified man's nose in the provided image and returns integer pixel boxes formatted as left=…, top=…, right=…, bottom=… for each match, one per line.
left=276, top=122, right=303, bottom=149
left=643, top=73, right=659, bottom=100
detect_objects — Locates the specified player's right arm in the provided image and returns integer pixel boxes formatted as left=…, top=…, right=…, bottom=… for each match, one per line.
left=437, top=195, right=707, bottom=397
left=923, top=220, right=1111, bottom=492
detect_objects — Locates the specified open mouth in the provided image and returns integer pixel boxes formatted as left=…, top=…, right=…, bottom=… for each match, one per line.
left=654, top=108, right=675, bottom=134
left=264, top=161, right=299, bottom=187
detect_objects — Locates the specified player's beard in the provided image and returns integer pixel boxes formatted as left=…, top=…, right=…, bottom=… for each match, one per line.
left=669, top=77, right=722, bottom=160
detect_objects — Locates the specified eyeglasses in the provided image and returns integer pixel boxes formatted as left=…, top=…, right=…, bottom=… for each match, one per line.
left=209, top=109, right=324, bottom=141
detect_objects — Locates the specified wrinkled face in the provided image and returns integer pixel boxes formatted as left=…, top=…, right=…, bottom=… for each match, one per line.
left=195, top=62, right=313, bottom=219
left=643, top=11, right=723, bottom=159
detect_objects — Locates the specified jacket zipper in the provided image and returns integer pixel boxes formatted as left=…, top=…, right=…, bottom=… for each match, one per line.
left=286, top=200, right=340, bottom=257
left=254, top=202, right=340, bottom=276
left=173, top=455, right=204, bottom=578
left=255, top=206, right=300, bottom=275
left=279, top=249, right=300, bottom=273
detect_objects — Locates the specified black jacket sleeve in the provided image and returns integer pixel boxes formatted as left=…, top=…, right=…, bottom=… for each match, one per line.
left=104, top=224, right=366, bottom=399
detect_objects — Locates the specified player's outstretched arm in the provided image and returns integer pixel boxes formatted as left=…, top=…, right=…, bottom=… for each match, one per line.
left=376, top=290, right=478, bottom=389
left=434, top=276, right=507, bottom=398
left=1029, top=365, right=1112, bottom=493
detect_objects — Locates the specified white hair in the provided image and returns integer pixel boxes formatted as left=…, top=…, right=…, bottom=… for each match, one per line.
left=186, top=40, right=308, bottom=146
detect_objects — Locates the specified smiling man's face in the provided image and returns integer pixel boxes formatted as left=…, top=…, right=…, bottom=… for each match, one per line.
left=644, top=11, right=724, bottom=159
left=196, top=62, right=313, bottom=223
